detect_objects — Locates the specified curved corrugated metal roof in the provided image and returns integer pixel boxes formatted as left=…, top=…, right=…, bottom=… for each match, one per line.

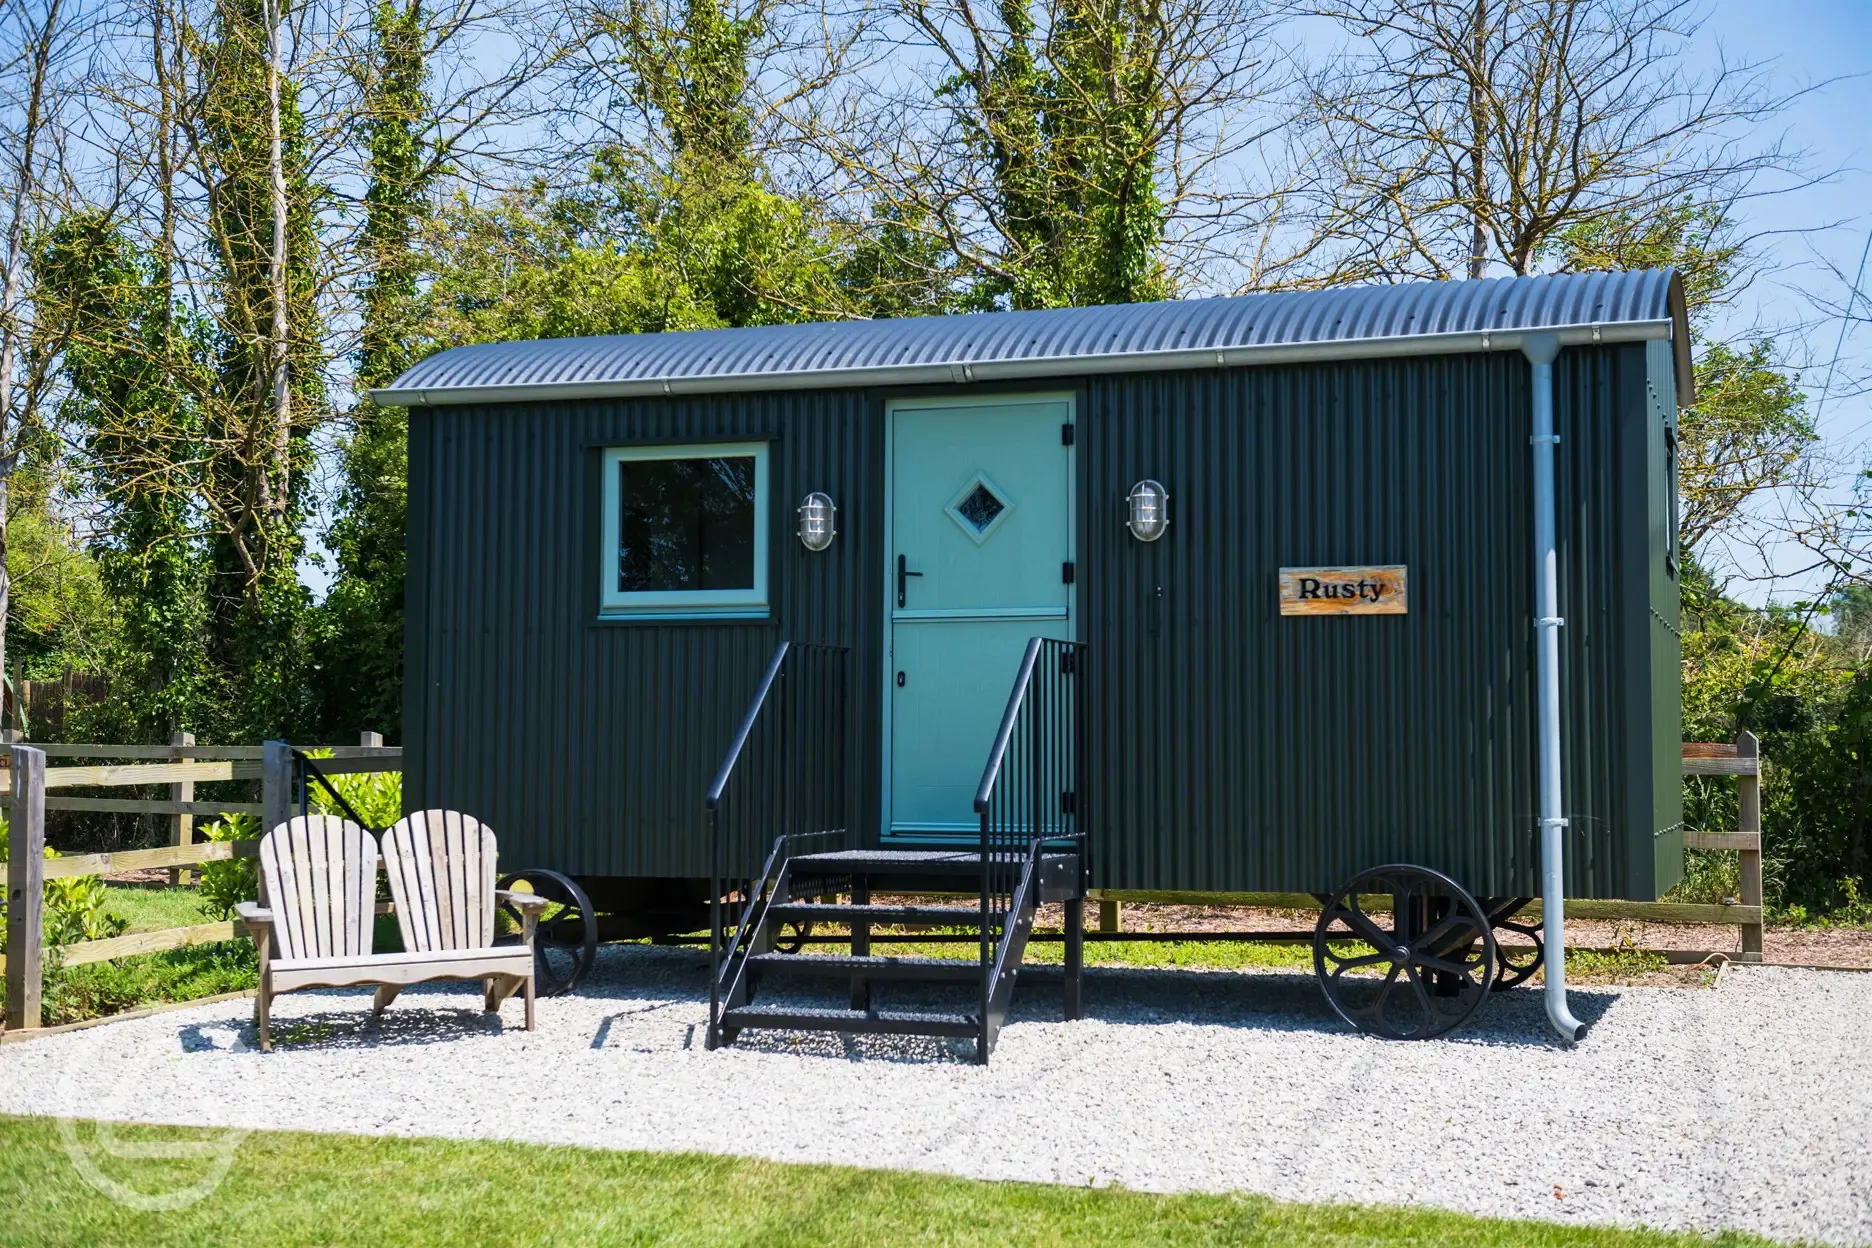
left=372, top=269, right=1692, bottom=408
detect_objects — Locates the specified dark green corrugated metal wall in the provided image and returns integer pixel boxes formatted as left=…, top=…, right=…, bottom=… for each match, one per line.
left=1078, top=344, right=1678, bottom=899
left=1645, top=338, right=1687, bottom=892
left=405, top=343, right=1680, bottom=899
left=405, top=391, right=883, bottom=878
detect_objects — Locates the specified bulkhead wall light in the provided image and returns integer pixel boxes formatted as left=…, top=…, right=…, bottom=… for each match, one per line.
left=797, top=491, right=837, bottom=551
left=1126, top=479, right=1169, bottom=541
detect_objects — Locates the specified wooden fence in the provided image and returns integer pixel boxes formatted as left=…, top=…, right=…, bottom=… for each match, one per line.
left=1094, top=736, right=1769, bottom=958
left=3, top=737, right=402, bottom=1032
left=1680, top=731, right=1765, bottom=960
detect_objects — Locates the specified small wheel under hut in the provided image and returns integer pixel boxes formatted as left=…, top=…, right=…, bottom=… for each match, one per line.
left=1314, top=864, right=1497, bottom=1040
left=496, top=869, right=598, bottom=997
left=1485, top=898, right=1543, bottom=991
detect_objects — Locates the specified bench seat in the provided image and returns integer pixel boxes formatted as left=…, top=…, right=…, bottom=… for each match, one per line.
left=271, top=945, right=533, bottom=994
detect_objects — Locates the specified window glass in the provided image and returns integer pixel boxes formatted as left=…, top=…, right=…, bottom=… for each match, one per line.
left=617, top=456, right=756, bottom=592
left=600, top=441, right=769, bottom=616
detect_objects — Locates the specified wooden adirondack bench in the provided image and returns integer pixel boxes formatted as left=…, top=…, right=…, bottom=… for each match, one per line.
left=237, top=812, right=547, bottom=1051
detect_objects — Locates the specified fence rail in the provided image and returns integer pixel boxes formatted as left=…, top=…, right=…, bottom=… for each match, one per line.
left=1092, top=737, right=1769, bottom=959
left=1680, top=732, right=1764, bottom=960
left=3, top=736, right=400, bottom=1033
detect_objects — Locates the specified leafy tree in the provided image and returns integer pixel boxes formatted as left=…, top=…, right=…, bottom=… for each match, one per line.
left=320, top=0, right=434, bottom=741
left=28, top=213, right=213, bottom=740
left=424, top=0, right=853, bottom=349
left=915, top=0, right=1174, bottom=308
left=199, top=0, right=325, bottom=737
left=3, top=472, right=119, bottom=684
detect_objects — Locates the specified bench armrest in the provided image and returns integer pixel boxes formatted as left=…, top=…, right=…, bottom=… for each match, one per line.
left=495, top=890, right=550, bottom=914
left=235, top=902, right=274, bottom=928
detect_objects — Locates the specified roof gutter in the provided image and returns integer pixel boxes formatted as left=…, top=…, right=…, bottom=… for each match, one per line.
left=368, top=319, right=1678, bottom=409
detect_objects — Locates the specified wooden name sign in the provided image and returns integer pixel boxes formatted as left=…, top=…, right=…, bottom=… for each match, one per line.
left=1278, top=566, right=1407, bottom=616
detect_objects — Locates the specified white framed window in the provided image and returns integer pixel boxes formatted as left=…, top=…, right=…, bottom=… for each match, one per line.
left=599, top=442, right=770, bottom=617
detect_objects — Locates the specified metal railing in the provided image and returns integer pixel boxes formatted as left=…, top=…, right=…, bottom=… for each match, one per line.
left=292, top=749, right=380, bottom=831
left=705, top=642, right=850, bottom=1047
left=973, top=637, right=1086, bottom=1046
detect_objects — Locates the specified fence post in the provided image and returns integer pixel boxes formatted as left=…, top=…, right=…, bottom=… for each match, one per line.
left=1736, top=730, right=1763, bottom=962
left=261, top=740, right=293, bottom=834
left=170, top=730, right=196, bottom=886
left=359, top=731, right=382, bottom=749
left=260, top=741, right=294, bottom=911
left=5, top=745, right=46, bottom=1031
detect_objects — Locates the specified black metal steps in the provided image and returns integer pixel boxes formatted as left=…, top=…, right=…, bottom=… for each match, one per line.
left=767, top=902, right=998, bottom=927
left=793, top=849, right=987, bottom=875
left=793, top=848, right=1074, bottom=875
left=747, top=952, right=980, bottom=981
left=720, top=1003, right=980, bottom=1039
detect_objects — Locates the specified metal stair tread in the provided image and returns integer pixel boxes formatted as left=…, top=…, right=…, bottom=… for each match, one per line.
left=792, top=848, right=1079, bottom=876
left=767, top=902, right=999, bottom=926
left=721, top=1003, right=980, bottom=1038
left=747, top=952, right=980, bottom=979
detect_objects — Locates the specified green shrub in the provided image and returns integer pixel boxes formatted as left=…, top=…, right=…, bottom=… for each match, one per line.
left=40, top=941, right=259, bottom=1026
left=302, top=752, right=402, bottom=830
left=197, top=813, right=260, bottom=920
left=0, top=815, right=128, bottom=950
left=1678, top=571, right=1872, bottom=919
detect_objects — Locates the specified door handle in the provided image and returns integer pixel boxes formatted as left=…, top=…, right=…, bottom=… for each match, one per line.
left=896, top=554, right=923, bottom=607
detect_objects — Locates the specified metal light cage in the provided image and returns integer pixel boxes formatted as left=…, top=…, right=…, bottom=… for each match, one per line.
left=1126, top=479, right=1169, bottom=541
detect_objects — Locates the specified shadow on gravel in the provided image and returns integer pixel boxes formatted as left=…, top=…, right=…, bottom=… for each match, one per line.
left=1013, top=964, right=1619, bottom=1049
left=175, top=985, right=533, bottom=1054
left=555, top=945, right=1616, bottom=1060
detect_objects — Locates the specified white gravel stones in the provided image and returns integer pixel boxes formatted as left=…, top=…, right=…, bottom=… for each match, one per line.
left=2, top=949, right=1867, bottom=1246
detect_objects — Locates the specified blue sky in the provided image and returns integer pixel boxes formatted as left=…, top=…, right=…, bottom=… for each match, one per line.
left=1699, top=1, right=1872, bottom=446
left=1673, top=2, right=1872, bottom=598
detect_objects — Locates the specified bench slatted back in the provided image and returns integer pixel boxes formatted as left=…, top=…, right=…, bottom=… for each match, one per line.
left=381, top=810, right=499, bottom=953
left=259, top=816, right=377, bottom=961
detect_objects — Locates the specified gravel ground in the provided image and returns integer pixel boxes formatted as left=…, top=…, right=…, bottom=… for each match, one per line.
left=2, top=947, right=1867, bottom=1246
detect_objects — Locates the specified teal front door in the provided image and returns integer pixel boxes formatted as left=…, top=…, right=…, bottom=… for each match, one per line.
left=886, top=395, right=1075, bottom=838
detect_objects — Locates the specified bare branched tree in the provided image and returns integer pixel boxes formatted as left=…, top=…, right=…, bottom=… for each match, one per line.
left=1293, top=0, right=1807, bottom=282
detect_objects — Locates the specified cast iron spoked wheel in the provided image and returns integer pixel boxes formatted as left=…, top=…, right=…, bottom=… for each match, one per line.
left=1313, top=864, right=1497, bottom=1041
left=772, top=918, right=814, bottom=955
left=495, top=869, right=598, bottom=997
left=1490, top=915, right=1544, bottom=992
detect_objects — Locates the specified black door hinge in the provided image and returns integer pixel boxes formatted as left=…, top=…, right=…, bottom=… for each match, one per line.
left=1060, top=790, right=1077, bottom=815
left=1062, top=561, right=1075, bottom=584
left=1061, top=423, right=1075, bottom=446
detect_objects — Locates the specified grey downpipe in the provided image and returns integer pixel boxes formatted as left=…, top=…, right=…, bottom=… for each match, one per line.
left=1523, top=332, right=1588, bottom=1043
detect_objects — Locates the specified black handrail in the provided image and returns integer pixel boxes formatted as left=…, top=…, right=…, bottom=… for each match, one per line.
left=292, top=748, right=378, bottom=832
left=972, top=636, right=1086, bottom=1056
left=706, top=643, right=791, bottom=811
left=973, top=637, right=1046, bottom=815
left=707, top=641, right=850, bottom=1049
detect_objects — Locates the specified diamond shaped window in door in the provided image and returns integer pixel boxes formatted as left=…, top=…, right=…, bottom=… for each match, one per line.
left=944, top=472, right=1015, bottom=543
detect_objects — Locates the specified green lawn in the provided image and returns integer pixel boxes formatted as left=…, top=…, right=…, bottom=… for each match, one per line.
left=0, top=1115, right=1788, bottom=1248
left=785, top=927, right=1327, bottom=972
left=100, top=884, right=216, bottom=934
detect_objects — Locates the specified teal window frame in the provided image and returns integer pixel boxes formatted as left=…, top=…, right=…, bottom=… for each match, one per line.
left=599, top=441, right=771, bottom=618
